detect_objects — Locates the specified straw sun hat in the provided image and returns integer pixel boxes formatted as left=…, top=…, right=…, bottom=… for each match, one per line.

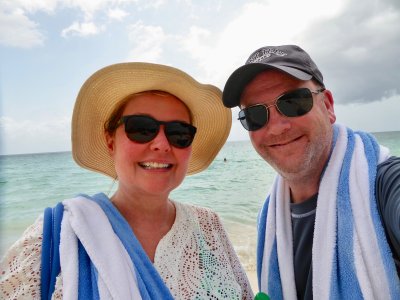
left=72, top=62, right=232, bottom=178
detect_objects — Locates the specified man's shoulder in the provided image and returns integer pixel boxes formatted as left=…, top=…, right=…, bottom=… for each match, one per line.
left=378, top=155, right=400, bottom=170
left=376, top=156, right=400, bottom=197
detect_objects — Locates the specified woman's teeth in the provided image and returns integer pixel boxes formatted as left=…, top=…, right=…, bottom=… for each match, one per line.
left=139, top=162, right=171, bottom=169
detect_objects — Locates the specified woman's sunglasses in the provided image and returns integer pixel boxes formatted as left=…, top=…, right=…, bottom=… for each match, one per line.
left=238, top=87, right=325, bottom=131
left=117, top=115, right=197, bottom=148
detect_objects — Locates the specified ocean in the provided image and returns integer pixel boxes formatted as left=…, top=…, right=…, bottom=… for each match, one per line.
left=1, top=131, right=400, bottom=271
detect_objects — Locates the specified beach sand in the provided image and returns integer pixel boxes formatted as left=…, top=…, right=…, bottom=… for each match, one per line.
left=247, top=270, right=258, bottom=293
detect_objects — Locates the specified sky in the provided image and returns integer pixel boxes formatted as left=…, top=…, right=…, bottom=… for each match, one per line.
left=0, top=0, right=399, bottom=155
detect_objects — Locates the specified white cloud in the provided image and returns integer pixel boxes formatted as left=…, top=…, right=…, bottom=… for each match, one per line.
left=61, top=21, right=103, bottom=37
left=0, top=0, right=142, bottom=46
left=365, top=6, right=399, bottom=31
left=107, top=8, right=129, bottom=21
left=341, top=46, right=369, bottom=62
left=0, top=116, right=71, bottom=155
left=178, top=0, right=347, bottom=87
left=137, top=0, right=165, bottom=10
left=0, top=8, right=45, bottom=48
left=179, top=26, right=211, bottom=60
left=127, top=21, right=168, bottom=62
left=60, top=0, right=160, bottom=19
left=62, top=0, right=113, bottom=20
left=2, top=0, right=58, bottom=14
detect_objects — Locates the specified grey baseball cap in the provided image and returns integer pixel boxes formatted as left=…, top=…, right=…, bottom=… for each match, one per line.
left=222, top=45, right=324, bottom=108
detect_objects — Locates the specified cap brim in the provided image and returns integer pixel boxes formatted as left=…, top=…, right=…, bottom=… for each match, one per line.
left=222, top=63, right=312, bottom=108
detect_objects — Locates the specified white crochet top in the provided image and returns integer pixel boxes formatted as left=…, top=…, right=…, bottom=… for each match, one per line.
left=0, top=201, right=253, bottom=299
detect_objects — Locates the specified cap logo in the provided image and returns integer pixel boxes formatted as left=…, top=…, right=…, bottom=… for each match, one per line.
left=246, top=48, right=287, bottom=64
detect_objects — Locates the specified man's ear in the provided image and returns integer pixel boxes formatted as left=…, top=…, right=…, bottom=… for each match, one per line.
left=323, top=89, right=336, bottom=124
left=105, top=132, right=115, bottom=156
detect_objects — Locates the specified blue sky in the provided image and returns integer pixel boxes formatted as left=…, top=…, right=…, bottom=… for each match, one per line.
left=1, top=0, right=399, bottom=155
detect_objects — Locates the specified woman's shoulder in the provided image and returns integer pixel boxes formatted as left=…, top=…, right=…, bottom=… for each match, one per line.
left=173, top=201, right=220, bottom=221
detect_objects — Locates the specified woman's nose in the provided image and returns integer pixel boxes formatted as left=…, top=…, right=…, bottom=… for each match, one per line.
left=149, top=126, right=172, bottom=152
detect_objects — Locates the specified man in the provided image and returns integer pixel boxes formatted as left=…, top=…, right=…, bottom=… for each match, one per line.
left=222, top=45, right=400, bottom=299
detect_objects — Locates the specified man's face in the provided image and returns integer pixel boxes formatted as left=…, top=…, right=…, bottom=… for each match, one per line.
left=240, top=70, right=336, bottom=181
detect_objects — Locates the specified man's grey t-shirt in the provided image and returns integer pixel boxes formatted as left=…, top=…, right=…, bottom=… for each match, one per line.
left=290, top=156, right=400, bottom=300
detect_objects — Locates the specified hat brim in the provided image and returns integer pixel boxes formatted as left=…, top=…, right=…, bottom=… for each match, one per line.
left=72, top=62, right=231, bottom=178
left=222, top=63, right=312, bottom=108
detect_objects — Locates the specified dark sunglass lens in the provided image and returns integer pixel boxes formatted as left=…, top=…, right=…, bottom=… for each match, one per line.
left=165, top=122, right=196, bottom=148
left=125, top=116, right=159, bottom=143
left=240, top=105, right=268, bottom=131
left=277, top=88, right=313, bottom=117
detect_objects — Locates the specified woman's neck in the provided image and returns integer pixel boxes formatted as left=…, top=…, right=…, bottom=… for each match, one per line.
left=110, top=189, right=176, bottom=262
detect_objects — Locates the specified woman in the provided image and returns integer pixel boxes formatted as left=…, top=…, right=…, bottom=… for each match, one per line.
left=0, top=62, right=253, bottom=299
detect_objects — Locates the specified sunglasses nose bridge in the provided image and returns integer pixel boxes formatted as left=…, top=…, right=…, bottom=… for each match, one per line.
left=260, top=101, right=281, bottom=123
left=149, top=124, right=172, bottom=152
left=262, top=99, right=292, bottom=128
left=264, top=98, right=281, bottom=112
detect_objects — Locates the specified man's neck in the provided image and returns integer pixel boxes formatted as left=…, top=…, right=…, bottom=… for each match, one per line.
left=289, top=179, right=320, bottom=203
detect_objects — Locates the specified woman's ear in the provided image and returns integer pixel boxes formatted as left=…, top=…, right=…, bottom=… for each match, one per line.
left=105, top=132, right=115, bottom=156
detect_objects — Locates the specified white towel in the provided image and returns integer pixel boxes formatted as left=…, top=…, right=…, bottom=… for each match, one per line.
left=60, top=196, right=142, bottom=299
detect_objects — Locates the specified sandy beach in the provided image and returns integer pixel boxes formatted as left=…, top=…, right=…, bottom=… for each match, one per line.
left=247, top=270, right=258, bottom=292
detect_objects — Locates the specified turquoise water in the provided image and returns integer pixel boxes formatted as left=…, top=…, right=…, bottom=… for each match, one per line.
left=1, top=132, right=399, bottom=270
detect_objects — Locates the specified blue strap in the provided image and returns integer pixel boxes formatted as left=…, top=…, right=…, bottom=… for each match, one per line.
left=41, top=207, right=52, bottom=300
left=257, top=196, right=269, bottom=290
left=40, top=203, right=64, bottom=300
left=77, top=240, right=99, bottom=300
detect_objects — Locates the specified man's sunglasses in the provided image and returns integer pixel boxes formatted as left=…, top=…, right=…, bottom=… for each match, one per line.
left=117, top=115, right=197, bottom=148
left=238, top=87, right=325, bottom=131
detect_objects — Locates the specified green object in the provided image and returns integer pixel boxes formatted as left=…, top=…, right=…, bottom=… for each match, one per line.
left=254, top=291, right=270, bottom=300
